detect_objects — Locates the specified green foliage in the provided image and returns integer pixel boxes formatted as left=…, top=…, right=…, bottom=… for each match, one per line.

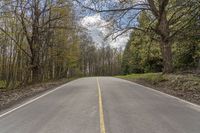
left=122, top=5, right=200, bottom=74
left=173, top=41, right=200, bottom=70
left=122, top=34, right=143, bottom=74
left=122, top=30, right=163, bottom=74
left=0, top=0, right=85, bottom=88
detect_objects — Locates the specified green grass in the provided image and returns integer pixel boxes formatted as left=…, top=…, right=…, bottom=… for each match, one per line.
left=116, top=73, right=167, bottom=84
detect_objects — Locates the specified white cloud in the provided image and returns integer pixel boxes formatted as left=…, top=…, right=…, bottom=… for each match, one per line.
left=81, top=14, right=108, bottom=45
left=80, top=14, right=130, bottom=48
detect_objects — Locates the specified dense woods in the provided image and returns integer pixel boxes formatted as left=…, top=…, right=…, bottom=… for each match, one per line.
left=121, top=0, right=200, bottom=74
left=0, top=0, right=122, bottom=89
left=0, top=0, right=78, bottom=88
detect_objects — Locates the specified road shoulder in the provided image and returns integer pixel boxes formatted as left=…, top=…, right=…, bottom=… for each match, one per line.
left=115, top=73, right=200, bottom=105
left=0, top=78, right=74, bottom=112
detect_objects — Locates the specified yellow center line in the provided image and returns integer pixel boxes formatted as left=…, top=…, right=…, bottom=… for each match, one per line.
left=97, top=77, right=106, bottom=133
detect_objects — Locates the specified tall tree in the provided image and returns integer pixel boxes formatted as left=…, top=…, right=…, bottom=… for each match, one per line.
left=76, top=0, right=199, bottom=73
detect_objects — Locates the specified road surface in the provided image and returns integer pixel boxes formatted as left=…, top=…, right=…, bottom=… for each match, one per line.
left=0, top=77, right=200, bottom=133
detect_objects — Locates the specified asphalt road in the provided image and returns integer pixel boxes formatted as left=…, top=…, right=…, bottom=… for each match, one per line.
left=0, top=77, right=200, bottom=133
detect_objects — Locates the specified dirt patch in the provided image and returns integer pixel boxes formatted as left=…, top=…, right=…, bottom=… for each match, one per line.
left=124, top=74, right=200, bottom=105
left=0, top=78, right=74, bottom=111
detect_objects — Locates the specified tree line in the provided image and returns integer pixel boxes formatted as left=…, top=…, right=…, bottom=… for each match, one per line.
left=1, top=0, right=199, bottom=89
left=0, top=0, right=122, bottom=89
left=76, top=0, right=200, bottom=74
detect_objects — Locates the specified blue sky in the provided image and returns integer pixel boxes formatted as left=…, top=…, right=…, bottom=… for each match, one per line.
left=75, top=0, right=144, bottom=48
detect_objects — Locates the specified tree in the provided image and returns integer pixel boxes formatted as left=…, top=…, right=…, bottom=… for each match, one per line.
left=0, top=0, right=84, bottom=88
left=76, top=0, right=200, bottom=73
left=0, top=0, right=124, bottom=89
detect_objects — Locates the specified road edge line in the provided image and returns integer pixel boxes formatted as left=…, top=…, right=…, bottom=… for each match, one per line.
left=97, top=77, right=106, bottom=133
left=117, top=78, right=200, bottom=112
left=0, top=83, right=69, bottom=118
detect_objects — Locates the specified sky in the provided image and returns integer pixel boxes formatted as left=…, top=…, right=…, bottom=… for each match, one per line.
left=80, top=14, right=130, bottom=48
left=77, top=0, right=145, bottom=48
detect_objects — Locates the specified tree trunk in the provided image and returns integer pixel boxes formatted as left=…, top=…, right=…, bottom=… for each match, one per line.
left=32, top=64, right=40, bottom=82
left=31, top=52, right=40, bottom=82
left=155, top=1, right=173, bottom=74
left=160, top=40, right=173, bottom=73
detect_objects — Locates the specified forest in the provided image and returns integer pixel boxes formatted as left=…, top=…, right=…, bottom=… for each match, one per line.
left=0, top=0, right=200, bottom=90
left=0, top=0, right=122, bottom=89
